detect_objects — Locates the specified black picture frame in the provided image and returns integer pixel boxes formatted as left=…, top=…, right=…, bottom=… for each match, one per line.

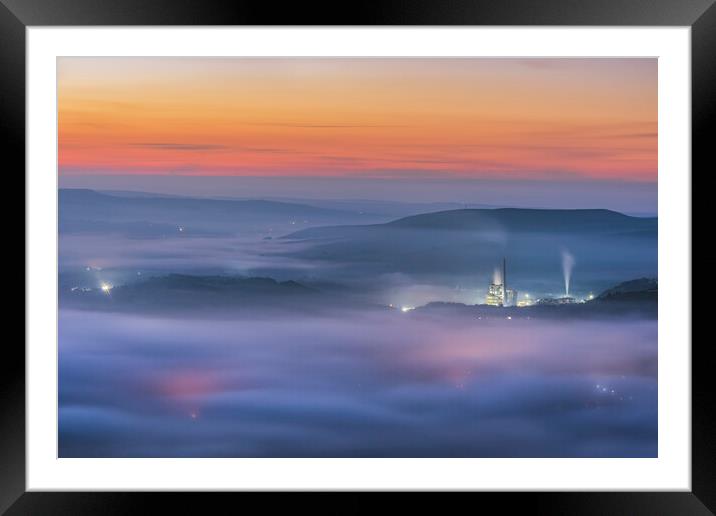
left=3, top=1, right=709, bottom=514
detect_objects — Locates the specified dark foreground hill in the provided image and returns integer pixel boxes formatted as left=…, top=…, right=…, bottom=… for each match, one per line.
left=596, top=277, right=658, bottom=302
left=415, top=277, right=657, bottom=320
left=60, top=273, right=657, bottom=320
left=60, top=274, right=327, bottom=315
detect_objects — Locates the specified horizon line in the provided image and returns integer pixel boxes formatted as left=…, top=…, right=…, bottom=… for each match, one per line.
left=58, top=187, right=658, bottom=218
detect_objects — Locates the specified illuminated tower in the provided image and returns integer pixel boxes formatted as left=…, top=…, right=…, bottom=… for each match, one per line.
left=485, top=257, right=517, bottom=307
left=502, top=257, right=507, bottom=305
left=486, top=282, right=504, bottom=306
left=503, top=257, right=519, bottom=307
left=485, top=258, right=506, bottom=306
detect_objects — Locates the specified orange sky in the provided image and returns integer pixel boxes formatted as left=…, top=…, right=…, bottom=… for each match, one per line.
left=58, top=58, right=657, bottom=181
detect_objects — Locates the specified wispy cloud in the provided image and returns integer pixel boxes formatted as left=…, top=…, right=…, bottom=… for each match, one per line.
left=234, top=146, right=301, bottom=154
left=130, top=142, right=302, bottom=155
left=595, top=132, right=657, bottom=140
left=248, top=122, right=408, bottom=129
left=131, top=143, right=229, bottom=152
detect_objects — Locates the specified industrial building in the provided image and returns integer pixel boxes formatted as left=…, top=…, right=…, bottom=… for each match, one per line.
left=486, top=282, right=505, bottom=306
left=484, top=254, right=584, bottom=307
left=485, top=258, right=517, bottom=307
left=504, top=288, right=517, bottom=307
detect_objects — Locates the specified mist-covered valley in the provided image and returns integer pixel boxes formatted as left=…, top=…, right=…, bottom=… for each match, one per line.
left=59, top=189, right=657, bottom=308
left=59, top=189, right=658, bottom=457
left=59, top=310, right=656, bottom=458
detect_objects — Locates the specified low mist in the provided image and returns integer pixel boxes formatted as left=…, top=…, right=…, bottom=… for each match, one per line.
left=59, top=309, right=657, bottom=458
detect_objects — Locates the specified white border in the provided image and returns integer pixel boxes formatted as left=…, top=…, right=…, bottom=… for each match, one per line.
left=27, top=27, right=691, bottom=491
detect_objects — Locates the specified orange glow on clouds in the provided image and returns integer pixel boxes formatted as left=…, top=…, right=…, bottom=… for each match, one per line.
left=154, top=370, right=224, bottom=399
left=58, top=58, right=657, bottom=181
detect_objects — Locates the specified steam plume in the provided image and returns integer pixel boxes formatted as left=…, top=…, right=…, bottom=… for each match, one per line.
left=493, top=267, right=503, bottom=285
left=561, top=249, right=575, bottom=296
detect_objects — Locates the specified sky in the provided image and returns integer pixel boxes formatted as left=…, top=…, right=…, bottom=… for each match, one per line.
left=58, top=57, right=657, bottom=208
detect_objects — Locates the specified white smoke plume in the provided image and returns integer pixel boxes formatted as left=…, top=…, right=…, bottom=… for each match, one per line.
left=561, top=249, right=575, bottom=296
left=493, top=267, right=503, bottom=285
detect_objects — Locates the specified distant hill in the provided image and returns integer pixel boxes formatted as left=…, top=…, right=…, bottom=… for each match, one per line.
left=387, top=208, right=655, bottom=233
left=59, top=189, right=387, bottom=237
left=244, top=198, right=501, bottom=218
left=286, top=208, right=656, bottom=240
left=276, top=208, right=657, bottom=288
left=100, top=190, right=190, bottom=199
left=60, top=188, right=357, bottom=219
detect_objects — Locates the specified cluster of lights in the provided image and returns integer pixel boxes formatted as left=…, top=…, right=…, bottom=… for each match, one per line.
left=595, top=384, right=614, bottom=394
left=100, top=283, right=113, bottom=293
left=400, top=306, right=415, bottom=313
left=594, top=384, right=631, bottom=401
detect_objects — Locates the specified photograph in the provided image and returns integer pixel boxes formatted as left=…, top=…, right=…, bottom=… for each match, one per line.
left=57, top=57, right=658, bottom=458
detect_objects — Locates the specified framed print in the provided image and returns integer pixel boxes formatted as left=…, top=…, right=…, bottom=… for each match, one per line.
left=4, top=0, right=711, bottom=514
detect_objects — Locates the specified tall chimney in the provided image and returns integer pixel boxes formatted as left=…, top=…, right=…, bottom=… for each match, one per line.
left=502, top=257, right=507, bottom=305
